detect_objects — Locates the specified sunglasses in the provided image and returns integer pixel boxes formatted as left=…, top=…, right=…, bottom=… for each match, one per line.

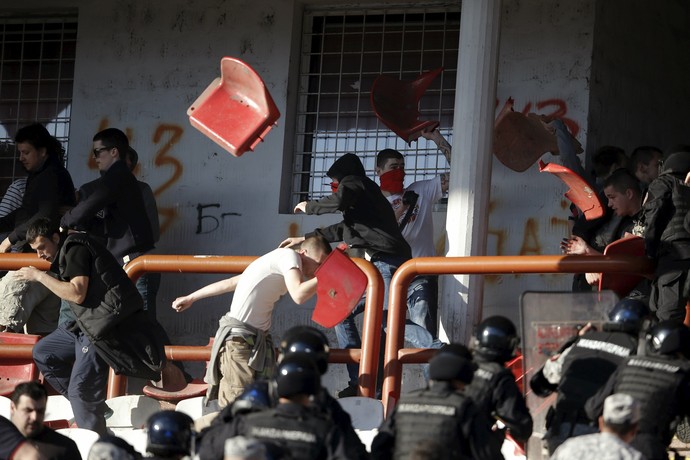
left=92, top=146, right=113, bottom=158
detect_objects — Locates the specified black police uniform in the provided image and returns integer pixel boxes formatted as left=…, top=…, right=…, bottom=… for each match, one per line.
left=465, top=355, right=533, bottom=450
left=371, top=380, right=498, bottom=460
left=230, top=401, right=349, bottom=460
left=197, top=386, right=366, bottom=460
left=530, top=329, right=637, bottom=452
left=585, top=353, right=690, bottom=460
left=314, top=387, right=369, bottom=460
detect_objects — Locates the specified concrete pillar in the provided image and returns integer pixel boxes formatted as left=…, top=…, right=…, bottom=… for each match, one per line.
left=440, top=0, right=502, bottom=344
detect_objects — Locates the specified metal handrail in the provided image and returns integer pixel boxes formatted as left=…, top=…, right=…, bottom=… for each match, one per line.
left=0, top=254, right=384, bottom=400
left=381, top=254, right=656, bottom=416
left=118, top=254, right=383, bottom=398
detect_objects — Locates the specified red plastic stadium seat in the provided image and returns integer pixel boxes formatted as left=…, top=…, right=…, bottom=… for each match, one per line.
left=142, top=338, right=213, bottom=404
left=370, top=67, right=443, bottom=144
left=0, top=332, right=41, bottom=397
left=187, top=57, right=280, bottom=157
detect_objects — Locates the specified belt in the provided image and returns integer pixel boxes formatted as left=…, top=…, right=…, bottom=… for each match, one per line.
left=228, top=335, right=255, bottom=346
left=122, top=251, right=144, bottom=265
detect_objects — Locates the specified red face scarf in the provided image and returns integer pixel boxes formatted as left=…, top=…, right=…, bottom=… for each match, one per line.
left=380, top=168, right=405, bottom=194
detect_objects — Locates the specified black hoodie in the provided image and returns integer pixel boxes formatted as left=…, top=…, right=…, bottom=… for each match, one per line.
left=304, top=153, right=411, bottom=258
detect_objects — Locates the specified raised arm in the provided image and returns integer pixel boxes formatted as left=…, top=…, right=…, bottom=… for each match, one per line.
left=421, top=127, right=452, bottom=165
left=284, top=268, right=318, bottom=305
left=172, top=275, right=241, bottom=313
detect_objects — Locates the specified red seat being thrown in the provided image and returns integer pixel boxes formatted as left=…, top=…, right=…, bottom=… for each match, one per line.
left=187, top=57, right=280, bottom=157
left=370, top=67, right=443, bottom=144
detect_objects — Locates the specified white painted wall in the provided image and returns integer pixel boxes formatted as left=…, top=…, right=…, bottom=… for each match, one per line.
left=4, top=0, right=602, bottom=391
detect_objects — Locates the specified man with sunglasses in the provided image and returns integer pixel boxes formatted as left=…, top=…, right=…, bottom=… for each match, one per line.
left=60, top=128, right=154, bottom=268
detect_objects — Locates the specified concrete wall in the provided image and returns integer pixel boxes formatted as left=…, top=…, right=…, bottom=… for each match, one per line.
left=482, top=0, right=595, bottom=320
left=2, top=0, right=602, bottom=390
left=588, top=0, right=690, bottom=155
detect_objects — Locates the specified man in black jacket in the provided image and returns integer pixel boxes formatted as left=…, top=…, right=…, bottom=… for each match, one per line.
left=280, top=153, right=415, bottom=396
left=0, top=123, right=75, bottom=253
left=15, top=217, right=166, bottom=435
left=60, top=128, right=153, bottom=267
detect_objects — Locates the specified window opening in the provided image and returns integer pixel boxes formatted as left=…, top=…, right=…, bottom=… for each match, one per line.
left=288, top=6, right=460, bottom=207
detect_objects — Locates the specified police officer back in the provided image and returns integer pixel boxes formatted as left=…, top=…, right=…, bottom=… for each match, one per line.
left=279, top=326, right=369, bottom=460
left=585, top=321, right=690, bottom=460
left=196, top=380, right=274, bottom=460
left=465, top=315, right=533, bottom=450
left=371, top=344, right=500, bottom=460
left=529, top=299, right=649, bottom=453
left=229, top=354, right=349, bottom=460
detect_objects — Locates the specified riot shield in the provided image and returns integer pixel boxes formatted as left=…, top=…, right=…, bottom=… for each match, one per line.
left=519, top=290, right=618, bottom=459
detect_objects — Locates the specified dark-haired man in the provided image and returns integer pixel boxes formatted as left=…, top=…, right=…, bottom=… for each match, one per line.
left=15, top=217, right=166, bottom=435
left=10, top=381, right=81, bottom=460
left=561, top=168, right=643, bottom=286
left=0, top=123, right=75, bottom=253
left=60, top=128, right=153, bottom=268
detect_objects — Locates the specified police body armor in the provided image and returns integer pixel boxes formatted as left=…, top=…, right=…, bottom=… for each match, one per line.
left=392, top=384, right=474, bottom=460
left=645, top=174, right=690, bottom=260
left=240, top=404, right=332, bottom=460
left=551, top=331, right=636, bottom=429
left=615, top=354, right=690, bottom=444
left=464, top=360, right=510, bottom=449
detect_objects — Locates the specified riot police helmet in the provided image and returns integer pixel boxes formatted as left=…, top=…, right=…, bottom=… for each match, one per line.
left=472, top=315, right=520, bottom=362
left=279, top=326, right=330, bottom=375
left=146, top=410, right=195, bottom=458
left=231, top=379, right=275, bottom=417
left=274, top=354, right=321, bottom=398
left=606, top=298, right=651, bottom=333
left=646, top=321, right=690, bottom=358
left=428, top=343, right=476, bottom=384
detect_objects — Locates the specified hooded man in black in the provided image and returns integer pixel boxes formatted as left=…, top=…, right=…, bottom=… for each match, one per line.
left=290, top=152, right=412, bottom=258
left=281, top=153, right=413, bottom=396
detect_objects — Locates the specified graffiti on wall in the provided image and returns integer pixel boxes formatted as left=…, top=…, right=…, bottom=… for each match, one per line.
left=196, top=203, right=241, bottom=234
left=89, top=119, right=185, bottom=235
left=499, top=97, right=581, bottom=138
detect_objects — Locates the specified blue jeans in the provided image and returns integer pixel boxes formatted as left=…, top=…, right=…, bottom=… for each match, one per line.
left=334, top=255, right=442, bottom=386
left=136, top=272, right=161, bottom=320
left=408, top=275, right=439, bottom=337
left=32, top=324, right=109, bottom=435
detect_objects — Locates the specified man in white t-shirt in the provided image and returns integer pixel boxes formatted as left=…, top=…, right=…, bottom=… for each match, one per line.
left=171, top=235, right=332, bottom=407
left=376, top=143, right=448, bottom=336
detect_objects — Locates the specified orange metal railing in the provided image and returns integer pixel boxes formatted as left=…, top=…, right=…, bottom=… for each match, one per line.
left=381, top=254, right=656, bottom=416
left=0, top=254, right=383, bottom=399
left=117, top=255, right=383, bottom=399
left=0, top=252, right=663, bottom=411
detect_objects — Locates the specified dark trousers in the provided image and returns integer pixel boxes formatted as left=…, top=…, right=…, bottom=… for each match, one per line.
left=32, top=324, right=109, bottom=435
